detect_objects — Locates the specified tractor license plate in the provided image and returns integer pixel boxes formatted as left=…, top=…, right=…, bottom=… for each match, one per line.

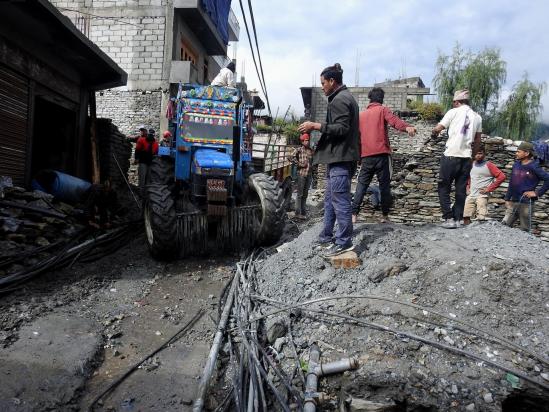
left=206, top=179, right=228, bottom=202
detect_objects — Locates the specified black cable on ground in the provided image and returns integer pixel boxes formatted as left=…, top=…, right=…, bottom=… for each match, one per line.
left=250, top=294, right=549, bottom=367
left=0, top=240, right=63, bottom=268
left=87, top=309, right=204, bottom=411
left=252, top=296, right=549, bottom=392
left=0, top=222, right=142, bottom=293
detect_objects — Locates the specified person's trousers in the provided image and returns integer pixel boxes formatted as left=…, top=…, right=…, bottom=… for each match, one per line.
left=352, top=154, right=392, bottom=216
left=310, top=164, right=319, bottom=189
left=296, top=174, right=312, bottom=215
left=319, top=162, right=353, bottom=247
left=437, top=156, right=471, bottom=220
left=138, top=162, right=150, bottom=197
left=503, top=201, right=533, bottom=231
left=463, top=195, right=489, bottom=219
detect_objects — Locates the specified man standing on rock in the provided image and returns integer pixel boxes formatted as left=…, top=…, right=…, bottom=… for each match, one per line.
left=503, top=142, right=549, bottom=231
left=298, top=63, right=360, bottom=257
left=431, top=89, right=482, bottom=228
left=351, top=87, right=416, bottom=224
left=463, top=147, right=505, bottom=224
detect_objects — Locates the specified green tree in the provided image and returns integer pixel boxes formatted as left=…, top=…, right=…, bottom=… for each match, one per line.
left=433, top=44, right=506, bottom=132
left=462, top=48, right=507, bottom=117
left=432, top=43, right=470, bottom=111
left=497, top=74, right=546, bottom=140
left=282, top=122, right=300, bottom=145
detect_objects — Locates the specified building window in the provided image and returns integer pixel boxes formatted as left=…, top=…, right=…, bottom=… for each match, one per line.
left=180, top=38, right=197, bottom=65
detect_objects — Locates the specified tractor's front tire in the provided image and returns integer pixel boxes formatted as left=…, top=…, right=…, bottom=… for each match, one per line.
left=144, top=185, right=178, bottom=260
left=248, top=173, right=285, bottom=245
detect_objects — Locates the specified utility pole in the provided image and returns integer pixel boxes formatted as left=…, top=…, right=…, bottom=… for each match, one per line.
left=354, top=49, right=361, bottom=87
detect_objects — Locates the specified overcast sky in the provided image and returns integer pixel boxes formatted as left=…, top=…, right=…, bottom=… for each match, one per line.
left=229, top=0, right=549, bottom=122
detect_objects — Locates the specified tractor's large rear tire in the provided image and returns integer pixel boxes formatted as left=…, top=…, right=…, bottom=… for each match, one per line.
left=248, top=173, right=285, bottom=246
left=144, top=185, right=178, bottom=260
left=148, top=156, right=175, bottom=189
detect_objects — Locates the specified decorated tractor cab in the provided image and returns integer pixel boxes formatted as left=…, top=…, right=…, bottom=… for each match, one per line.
left=144, top=84, right=285, bottom=259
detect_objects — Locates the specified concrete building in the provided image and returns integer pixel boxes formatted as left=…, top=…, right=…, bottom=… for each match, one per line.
left=300, top=79, right=430, bottom=124
left=49, top=0, right=240, bottom=135
left=375, top=77, right=428, bottom=104
left=0, top=0, right=126, bottom=186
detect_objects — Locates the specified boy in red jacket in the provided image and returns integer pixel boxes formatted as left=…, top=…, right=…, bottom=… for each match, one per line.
left=351, top=87, right=416, bottom=223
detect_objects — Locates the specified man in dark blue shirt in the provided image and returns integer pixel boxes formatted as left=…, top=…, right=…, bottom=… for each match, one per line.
left=503, top=142, right=549, bottom=231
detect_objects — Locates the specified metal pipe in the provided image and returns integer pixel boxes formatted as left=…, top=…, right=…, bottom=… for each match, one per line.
left=193, top=273, right=238, bottom=412
left=316, top=358, right=359, bottom=377
left=303, top=343, right=321, bottom=412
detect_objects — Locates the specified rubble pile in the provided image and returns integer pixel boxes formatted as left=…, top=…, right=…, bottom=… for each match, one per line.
left=0, top=177, right=141, bottom=293
left=0, top=180, right=85, bottom=275
left=253, top=221, right=549, bottom=411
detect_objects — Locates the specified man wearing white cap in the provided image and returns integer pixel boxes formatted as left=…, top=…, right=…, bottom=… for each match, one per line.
left=431, top=89, right=482, bottom=228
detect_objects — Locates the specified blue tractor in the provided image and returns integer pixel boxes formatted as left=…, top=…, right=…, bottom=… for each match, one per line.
left=144, top=84, right=285, bottom=259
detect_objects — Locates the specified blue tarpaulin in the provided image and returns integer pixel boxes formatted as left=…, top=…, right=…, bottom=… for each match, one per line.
left=201, top=0, right=232, bottom=45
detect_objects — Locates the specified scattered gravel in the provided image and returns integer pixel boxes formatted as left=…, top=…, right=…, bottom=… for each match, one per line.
left=254, top=220, right=549, bottom=410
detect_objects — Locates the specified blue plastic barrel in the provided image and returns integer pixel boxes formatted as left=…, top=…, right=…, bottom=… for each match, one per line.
left=33, top=170, right=92, bottom=203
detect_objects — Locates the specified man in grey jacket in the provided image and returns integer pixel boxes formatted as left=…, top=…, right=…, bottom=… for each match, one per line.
left=299, top=63, right=360, bottom=257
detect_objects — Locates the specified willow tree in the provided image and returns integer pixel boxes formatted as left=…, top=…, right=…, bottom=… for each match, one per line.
left=497, top=74, right=546, bottom=140
left=432, top=43, right=470, bottom=111
left=462, top=48, right=507, bottom=116
left=433, top=44, right=506, bottom=132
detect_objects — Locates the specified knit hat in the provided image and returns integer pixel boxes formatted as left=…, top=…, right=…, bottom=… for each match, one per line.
left=517, top=141, right=534, bottom=155
left=138, top=125, right=147, bottom=131
left=300, top=133, right=310, bottom=142
left=163, top=130, right=172, bottom=138
left=453, top=89, right=469, bottom=101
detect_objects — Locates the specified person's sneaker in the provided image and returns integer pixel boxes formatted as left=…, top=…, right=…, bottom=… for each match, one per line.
left=441, top=219, right=457, bottom=229
left=322, top=243, right=355, bottom=257
left=312, top=240, right=333, bottom=251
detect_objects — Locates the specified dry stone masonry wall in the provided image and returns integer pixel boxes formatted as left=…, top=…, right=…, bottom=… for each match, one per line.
left=96, top=90, right=162, bottom=136
left=353, top=119, right=549, bottom=240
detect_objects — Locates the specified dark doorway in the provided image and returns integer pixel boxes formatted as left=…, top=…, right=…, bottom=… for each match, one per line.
left=31, top=96, right=77, bottom=178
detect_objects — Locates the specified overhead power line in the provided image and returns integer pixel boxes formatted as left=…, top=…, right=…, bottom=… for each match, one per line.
left=238, top=0, right=271, bottom=117
left=57, top=7, right=142, bottom=28
left=246, top=0, right=271, bottom=117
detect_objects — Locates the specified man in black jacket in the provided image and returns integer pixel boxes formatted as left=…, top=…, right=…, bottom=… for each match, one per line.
left=299, top=63, right=360, bottom=257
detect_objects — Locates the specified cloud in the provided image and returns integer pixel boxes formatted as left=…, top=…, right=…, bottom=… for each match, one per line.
left=231, top=0, right=549, bottom=123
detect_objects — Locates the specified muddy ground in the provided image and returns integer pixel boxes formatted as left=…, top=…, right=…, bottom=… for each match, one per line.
left=0, top=230, right=241, bottom=411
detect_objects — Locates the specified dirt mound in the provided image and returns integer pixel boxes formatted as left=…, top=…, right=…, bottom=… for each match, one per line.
left=254, top=221, right=549, bottom=411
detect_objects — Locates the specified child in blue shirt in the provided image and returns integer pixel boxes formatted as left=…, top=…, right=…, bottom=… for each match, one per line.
left=503, top=142, right=549, bottom=231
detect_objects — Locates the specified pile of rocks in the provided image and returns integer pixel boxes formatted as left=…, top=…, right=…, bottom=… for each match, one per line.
left=254, top=220, right=549, bottom=411
left=0, top=179, right=85, bottom=277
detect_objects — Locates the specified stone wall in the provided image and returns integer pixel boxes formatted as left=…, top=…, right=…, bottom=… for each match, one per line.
left=309, top=86, right=428, bottom=125
left=352, top=119, right=549, bottom=240
left=96, top=89, right=162, bottom=135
